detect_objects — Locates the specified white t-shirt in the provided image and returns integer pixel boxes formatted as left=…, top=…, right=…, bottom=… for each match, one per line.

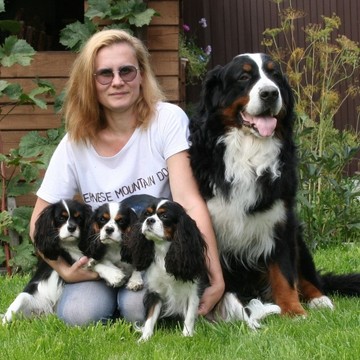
left=37, top=102, right=190, bottom=210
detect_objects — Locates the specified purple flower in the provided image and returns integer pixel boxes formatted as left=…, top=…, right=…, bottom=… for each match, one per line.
left=199, top=18, right=207, bottom=28
left=204, top=45, right=212, bottom=56
left=183, top=24, right=190, bottom=32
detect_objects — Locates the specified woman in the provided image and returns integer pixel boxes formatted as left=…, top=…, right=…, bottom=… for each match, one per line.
left=30, top=29, right=224, bottom=325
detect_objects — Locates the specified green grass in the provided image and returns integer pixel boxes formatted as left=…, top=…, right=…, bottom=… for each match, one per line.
left=1, top=246, right=359, bottom=360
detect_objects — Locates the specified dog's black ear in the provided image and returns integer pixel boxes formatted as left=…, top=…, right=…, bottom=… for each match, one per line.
left=122, top=222, right=154, bottom=271
left=34, top=204, right=62, bottom=260
left=80, top=207, right=105, bottom=260
left=199, top=65, right=224, bottom=115
left=165, top=213, right=207, bottom=282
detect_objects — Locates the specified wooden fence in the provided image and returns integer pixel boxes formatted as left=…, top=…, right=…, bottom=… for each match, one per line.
left=182, top=0, right=360, bottom=173
left=0, top=0, right=182, bottom=207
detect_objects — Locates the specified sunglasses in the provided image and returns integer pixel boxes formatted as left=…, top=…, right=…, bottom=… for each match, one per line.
left=93, top=65, right=139, bottom=85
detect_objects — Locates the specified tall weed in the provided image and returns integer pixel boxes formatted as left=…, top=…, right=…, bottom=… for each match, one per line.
left=263, top=0, right=360, bottom=247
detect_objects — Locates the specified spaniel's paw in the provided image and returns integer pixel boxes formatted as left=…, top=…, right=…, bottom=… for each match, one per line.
left=126, top=271, right=144, bottom=291
left=102, top=269, right=126, bottom=287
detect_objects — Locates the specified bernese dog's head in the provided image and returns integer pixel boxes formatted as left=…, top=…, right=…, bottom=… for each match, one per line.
left=194, top=53, right=294, bottom=139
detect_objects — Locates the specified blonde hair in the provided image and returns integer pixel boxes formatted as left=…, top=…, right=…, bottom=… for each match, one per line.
left=64, top=29, right=165, bottom=143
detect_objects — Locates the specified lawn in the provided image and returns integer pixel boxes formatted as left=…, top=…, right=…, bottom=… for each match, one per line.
left=1, top=245, right=359, bottom=360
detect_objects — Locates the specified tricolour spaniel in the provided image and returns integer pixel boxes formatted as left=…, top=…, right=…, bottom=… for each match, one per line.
left=122, top=198, right=208, bottom=341
left=2, top=199, right=92, bottom=324
left=84, top=201, right=143, bottom=290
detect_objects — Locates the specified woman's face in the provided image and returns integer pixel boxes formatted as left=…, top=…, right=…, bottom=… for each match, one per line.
left=94, top=42, right=142, bottom=116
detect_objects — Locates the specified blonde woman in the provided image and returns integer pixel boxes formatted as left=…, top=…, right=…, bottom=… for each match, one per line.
left=30, top=29, right=224, bottom=325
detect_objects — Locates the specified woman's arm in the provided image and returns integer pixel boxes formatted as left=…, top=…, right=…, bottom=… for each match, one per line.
left=30, top=197, right=99, bottom=283
left=167, top=150, right=225, bottom=315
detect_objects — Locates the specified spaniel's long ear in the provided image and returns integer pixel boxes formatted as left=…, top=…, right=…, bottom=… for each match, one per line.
left=121, top=222, right=154, bottom=271
left=79, top=205, right=101, bottom=258
left=34, top=204, right=61, bottom=260
left=165, top=214, right=207, bottom=282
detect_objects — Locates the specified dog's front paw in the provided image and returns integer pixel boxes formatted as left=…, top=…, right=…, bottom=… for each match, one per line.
left=1, top=312, right=11, bottom=325
left=126, top=271, right=144, bottom=291
left=102, top=268, right=126, bottom=287
left=308, top=295, right=334, bottom=310
left=84, top=258, right=97, bottom=269
left=246, top=299, right=281, bottom=322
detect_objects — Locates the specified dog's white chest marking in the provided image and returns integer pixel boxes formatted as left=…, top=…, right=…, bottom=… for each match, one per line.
left=208, top=129, right=286, bottom=266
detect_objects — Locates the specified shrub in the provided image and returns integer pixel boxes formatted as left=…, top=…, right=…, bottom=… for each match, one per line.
left=262, top=0, right=360, bottom=247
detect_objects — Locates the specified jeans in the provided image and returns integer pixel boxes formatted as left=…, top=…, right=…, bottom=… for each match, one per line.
left=56, top=280, right=146, bottom=326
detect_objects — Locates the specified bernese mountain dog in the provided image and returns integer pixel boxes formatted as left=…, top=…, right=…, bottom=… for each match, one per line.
left=189, top=53, right=360, bottom=316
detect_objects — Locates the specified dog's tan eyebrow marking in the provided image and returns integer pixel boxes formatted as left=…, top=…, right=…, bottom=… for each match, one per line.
left=115, top=214, right=122, bottom=221
left=266, top=61, right=276, bottom=71
left=243, top=63, right=252, bottom=72
left=145, top=206, right=154, bottom=214
left=74, top=211, right=81, bottom=218
left=157, top=208, right=166, bottom=215
left=61, top=210, right=69, bottom=218
left=102, top=213, right=110, bottom=220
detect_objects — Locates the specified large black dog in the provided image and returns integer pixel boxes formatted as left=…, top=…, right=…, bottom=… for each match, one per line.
left=189, top=53, right=360, bottom=316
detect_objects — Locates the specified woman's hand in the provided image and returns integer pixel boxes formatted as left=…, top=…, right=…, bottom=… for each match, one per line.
left=198, top=278, right=225, bottom=316
left=45, top=256, right=100, bottom=283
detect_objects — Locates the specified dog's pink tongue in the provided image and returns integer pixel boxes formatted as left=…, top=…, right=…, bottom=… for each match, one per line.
left=242, top=114, right=277, bottom=137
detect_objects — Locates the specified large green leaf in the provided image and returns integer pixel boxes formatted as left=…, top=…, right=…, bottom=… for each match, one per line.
left=59, top=19, right=97, bottom=52
left=0, top=36, right=35, bottom=66
left=128, top=8, right=158, bottom=27
left=18, top=130, right=64, bottom=166
left=1, top=82, right=23, bottom=100
left=0, top=19, right=21, bottom=33
left=86, top=0, right=112, bottom=19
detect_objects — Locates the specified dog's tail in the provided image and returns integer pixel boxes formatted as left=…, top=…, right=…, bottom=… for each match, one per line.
left=320, top=272, right=360, bottom=296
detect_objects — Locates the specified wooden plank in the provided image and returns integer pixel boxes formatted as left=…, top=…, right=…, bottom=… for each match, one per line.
left=0, top=51, right=77, bottom=78
left=0, top=114, right=62, bottom=130
left=157, top=76, right=179, bottom=101
left=1, top=130, right=40, bottom=153
left=0, top=105, right=54, bottom=115
left=149, top=1, right=179, bottom=25
left=147, top=26, right=179, bottom=50
left=150, top=51, right=179, bottom=75
left=11, top=194, right=37, bottom=208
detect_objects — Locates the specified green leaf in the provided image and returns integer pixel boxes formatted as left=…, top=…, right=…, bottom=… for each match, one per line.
left=86, top=0, right=112, bottom=19
left=0, top=0, right=5, bottom=13
left=0, top=36, right=35, bottom=66
left=0, top=79, right=10, bottom=93
left=10, top=240, right=37, bottom=272
left=128, top=8, right=157, bottom=27
left=59, top=20, right=97, bottom=52
left=2, top=82, right=23, bottom=100
left=0, top=20, right=21, bottom=33
left=18, top=130, right=64, bottom=166
left=6, top=177, right=38, bottom=197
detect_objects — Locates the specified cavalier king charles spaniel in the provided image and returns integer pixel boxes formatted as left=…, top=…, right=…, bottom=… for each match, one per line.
left=2, top=199, right=92, bottom=324
left=84, top=201, right=143, bottom=290
left=122, top=197, right=208, bottom=342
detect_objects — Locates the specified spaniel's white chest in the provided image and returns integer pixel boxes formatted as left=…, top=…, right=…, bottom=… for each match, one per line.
left=145, top=258, right=198, bottom=318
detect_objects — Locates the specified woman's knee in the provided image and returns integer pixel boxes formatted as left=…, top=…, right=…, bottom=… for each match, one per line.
left=117, top=287, right=146, bottom=323
left=57, top=281, right=118, bottom=326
